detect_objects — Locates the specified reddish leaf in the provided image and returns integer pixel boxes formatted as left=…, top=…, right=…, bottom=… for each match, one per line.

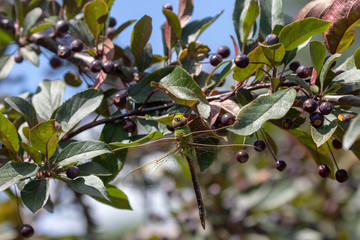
left=294, top=0, right=334, bottom=21
left=178, top=0, right=193, bottom=27
left=230, top=35, right=240, bottom=56
left=311, top=67, right=317, bottom=86
left=322, top=0, right=360, bottom=53
left=209, top=102, right=221, bottom=127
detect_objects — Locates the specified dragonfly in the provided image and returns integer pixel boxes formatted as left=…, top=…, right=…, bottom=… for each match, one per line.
left=112, top=113, right=250, bottom=229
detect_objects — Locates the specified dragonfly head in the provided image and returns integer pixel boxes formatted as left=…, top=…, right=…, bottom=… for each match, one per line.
left=172, top=116, right=188, bottom=129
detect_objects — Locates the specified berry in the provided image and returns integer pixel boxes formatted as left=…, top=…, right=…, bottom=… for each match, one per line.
left=57, top=45, right=72, bottom=59
left=275, top=160, right=286, bottom=171
left=303, top=98, right=318, bottom=113
left=217, top=46, right=230, bottom=58
left=66, top=166, right=80, bottom=179
left=90, top=60, right=102, bottom=73
left=289, top=61, right=300, bottom=72
left=14, top=53, right=23, bottom=63
left=335, top=70, right=344, bottom=75
left=106, top=27, right=115, bottom=37
left=318, top=164, right=331, bottom=178
left=236, top=150, right=249, bottom=163
left=221, top=113, right=235, bottom=126
left=309, top=112, right=324, bottom=128
left=265, top=33, right=279, bottom=45
left=64, top=71, right=82, bottom=87
left=332, top=138, right=342, bottom=149
left=254, top=140, right=266, bottom=152
left=109, top=17, right=116, bottom=28
left=319, top=102, right=333, bottom=115
left=112, top=92, right=126, bottom=108
left=20, top=224, right=34, bottom=238
left=282, top=118, right=294, bottom=129
left=50, top=55, right=62, bottom=68
left=70, top=39, right=83, bottom=52
left=123, top=119, right=137, bottom=133
left=55, top=20, right=69, bottom=34
left=210, top=54, right=222, bottom=66
left=324, top=56, right=336, bottom=69
left=102, top=60, right=115, bottom=74
left=296, top=65, right=311, bottom=78
left=163, top=3, right=173, bottom=11
left=335, top=169, right=349, bottom=183
left=234, top=54, right=249, bottom=68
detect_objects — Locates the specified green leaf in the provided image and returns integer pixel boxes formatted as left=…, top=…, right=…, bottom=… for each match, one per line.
left=319, top=53, right=341, bottom=92
left=285, top=74, right=312, bottom=95
left=32, top=80, right=65, bottom=120
left=354, top=47, right=360, bottom=69
left=311, top=114, right=338, bottom=147
left=0, top=55, right=15, bottom=80
left=21, top=179, right=49, bottom=213
left=181, top=10, right=223, bottom=44
left=72, top=20, right=95, bottom=46
left=109, top=19, right=136, bottom=40
left=64, top=0, right=88, bottom=20
left=0, top=112, right=20, bottom=153
left=109, top=131, right=163, bottom=149
left=83, top=0, right=108, bottom=40
left=233, top=45, right=268, bottom=82
left=343, top=115, right=360, bottom=149
left=5, top=96, right=38, bottom=128
left=0, top=29, right=15, bottom=47
left=23, top=7, right=42, bottom=36
left=229, top=88, right=296, bottom=136
left=232, top=0, right=246, bottom=47
left=0, top=162, right=39, bottom=191
left=66, top=175, right=110, bottom=201
left=278, top=18, right=331, bottom=51
left=326, top=69, right=360, bottom=93
left=127, top=66, right=174, bottom=103
left=259, top=0, right=284, bottom=37
left=152, top=67, right=210, bottom=119
left=236, top=88, right=254, bottom=106
left=163, top=9, right=182, bottom=50
left=19, top=142, right=44, bottom=164
left=54, top=141, right=111, bottom=167
left=309, top=40, right=326, bottom=79
left=241, top=0, right=259, bottom=45
left=77, top=162, right=111, bottom=176
left=29, top=23, right=53, bottom=34
left=130, top=15, right=152, bottom=71
left=259, top=42, right=285, bottom=65
left=29, top=120, right=63, bottom=160
left=19, top=45, right=39, bottom=66
left=92, top=184, right=131, bottom=210
left=55, top=89, right=103, bottom=133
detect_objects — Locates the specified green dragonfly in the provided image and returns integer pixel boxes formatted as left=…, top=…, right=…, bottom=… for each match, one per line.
left=112, top=113, right=250, bottom=229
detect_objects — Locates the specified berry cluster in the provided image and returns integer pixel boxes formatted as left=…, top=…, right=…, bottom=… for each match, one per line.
left=303, top=98, right=333, bottom=128
left=210, top=46, right=231, bottom=66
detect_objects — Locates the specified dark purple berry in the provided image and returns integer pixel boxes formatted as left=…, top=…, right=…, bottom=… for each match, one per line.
left=50, top=55, right=62, bottom=68
left=20, top=224, right=34, bottom=238
left=210, top=54, right=222, bottom=66
left=123, top=119, right=137, bottom=133
left=102, top=60, right=115, bottom=74
left=14, top=53, right=23, bottom=63
left=303, top=98, right=318, bottom=113
left=90, top=60, right=102, bottom=73
left=109, top=17, right=116, bottom=28
left=234, top=54, right=249, bottom=68
left=335, top=70, right=344, bottom=75
left=324, top=56, right=336, bottom=69
left=66, top=166, right=79, bottom=179
left=296, top=65, right=311, bottom=78
left=254, top=139, right=266, bottom=152
left=289, top=61, right=300, bottom=72
left=55, top=20, right=69, bottom=34
left=309, top=112, right=324, bottom=128
left=282, top=118, right=294, bottom=129
left=163, top=3, right=173, bottom=11
left=217, top=46, right=230, bottom=58
left=221, top=113, right=235, bottom=126
left=57, top=45, right=72, bottom=59
left=265, top=34, right=279, bottom=45
left=236, top=150, right=249, bottom=163
left=318, top=164, right=331, bottom=178
left=275, top=160, right=286, bottom=171
left=335, top=169, right=349, bottom=183
left=70, top=39, right=83, bottom=52
left=319, top=102, right=333, bottom=115
left=332, top=138, right=342, bottom=149
left=112, top=92, right=126, bottom=109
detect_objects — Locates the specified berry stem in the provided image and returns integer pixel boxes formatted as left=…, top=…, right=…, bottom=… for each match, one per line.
left=14, top=187, right=23, bottom=225
left=259, top=129, right=277, bottom=161
left=138, top=89, right=160, bottom=111
left=203, top=59, right=233, bottom=93
left=326, top=141, right=340, bottom=170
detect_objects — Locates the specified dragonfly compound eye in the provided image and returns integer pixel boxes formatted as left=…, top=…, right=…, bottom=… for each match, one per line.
left=172, top=117, right=188, bottom=128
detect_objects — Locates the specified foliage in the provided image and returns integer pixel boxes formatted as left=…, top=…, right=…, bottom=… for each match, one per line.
left=0, top=0, right=359, bottom=239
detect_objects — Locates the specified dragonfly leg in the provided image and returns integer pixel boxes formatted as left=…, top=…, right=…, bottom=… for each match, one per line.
left=186, top=156, right=206, bottom=229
